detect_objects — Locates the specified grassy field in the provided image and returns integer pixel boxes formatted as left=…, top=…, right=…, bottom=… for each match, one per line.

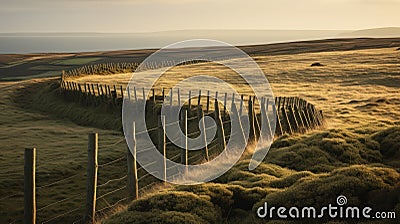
left=0, top=39, right=399, bottom=223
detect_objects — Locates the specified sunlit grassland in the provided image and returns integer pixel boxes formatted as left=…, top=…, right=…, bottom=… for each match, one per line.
left=74, top=47, right=400, bottom=129
left=0, top=46, right=399, bottom=223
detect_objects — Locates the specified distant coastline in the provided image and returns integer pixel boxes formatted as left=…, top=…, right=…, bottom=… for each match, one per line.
left=1, top=28, right=399, bottom=54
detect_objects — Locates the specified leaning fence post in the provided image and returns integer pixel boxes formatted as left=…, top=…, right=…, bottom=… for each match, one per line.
left=162, top=116, right=167, bottom=183
left=188, top=90, right=192, bottom=110
left=248, top=97, right=256, bottom=141
left=127, top=86, right=131, bottom=101
left=206, top=90, right=210, bottom=113
left=127, top=123, right=139, bottom=200
left=197, top=90, right=201, bottom=111
left=133, top=86, right=138, bottom=102
left=199, top=109, right=209, bottom=161
left=180, top=110, right=188, bottom=173
left=214, top=99, right=226, bottom=150
left=223, top=92, right=227, bottom=120
left=85, top=133, right=98, bottom=224
left=24, top=148, right=36, bottom=224
left=158, top=115, right=166, bottom=181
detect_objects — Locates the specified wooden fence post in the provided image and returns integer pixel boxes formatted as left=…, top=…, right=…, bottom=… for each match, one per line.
left=199, top=109, right=209, bottom=161
left=24, top=148, right=36, bottom=224
left=214, top=99, right=226, bottom=150
left=127, top=124, right=139, bottom=200
left=180, top=110, right=188, bottom=174
left=206, top=91, right=210, bottom=113
left=223, top=92, right=227, bottom=120
left=281, top=107, right=293, bottom=134
left=248, top=97, right=256, bottom=141
left=239, top=95, right=244, bottom=116
left=134, top=86, right=138, bottom=102
left=85, top=133, right=98, bottom=224
left=197, top=90, right=201, bottom=111
left=231, top=98, right=247, bottom=146
left=177, top=88, right=181, bottom=108
left=169, top=88, right=173, bottom=107
left=188, top=90, right=192, bottom=111
left=287, top=106, right=299, bottom=133
left=152, top=88, right=156, bottom=104
left=274, top=104, right=283, bottom=136
left=162, top=116, right=167, bottom=183
left=127, top=86, right=131, bottom=101
left=253, top=96, right=261, bottom=139
left=260, top=98, right=273, bottom=141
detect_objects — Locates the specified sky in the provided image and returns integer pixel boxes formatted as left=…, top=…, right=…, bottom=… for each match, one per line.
left=0, top=0, right=399, bottom=33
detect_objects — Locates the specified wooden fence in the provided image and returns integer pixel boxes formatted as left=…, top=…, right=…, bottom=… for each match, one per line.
left=18, top=83, right=324, bottom=223
left=59, top=79, right=324, bottom=136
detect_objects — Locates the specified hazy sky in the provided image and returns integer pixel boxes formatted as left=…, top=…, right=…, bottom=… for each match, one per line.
left=0, top=0, right=399, bottom=33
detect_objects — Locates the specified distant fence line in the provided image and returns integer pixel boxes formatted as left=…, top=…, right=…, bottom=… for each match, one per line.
left=61, top=57, right=240, bottom=79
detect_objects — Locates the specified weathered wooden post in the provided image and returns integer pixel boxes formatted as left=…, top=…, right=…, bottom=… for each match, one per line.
left=127, top=86, right=131, bottom=101
left=248, top=97, right=256, bottom=141
left=120, top=86, right=124, bottom=99
left=169, top=88, right=173, bottom=107
left=188, top=90, right=192, bottom=111
left=231, top=97, right=247, bottom=146
left=281, top=107, right=293, bottom=134
left=177, top=88, right=181, bottom=108
left=180, top=110, right=188, bottom=174
left=197, top=90, right=201, bottom=111
left=274, top=104, right=283, bottom=136
left=214, top=99, right=226, bottom=150
left=85, top=133, right=98, bottom=224
left=206, top=90, right=210, bottom=113
left=223, top=92, right=227, bottom=120
left=198, top=108, right=209, bottom=161
left=287, top=106, right=299, bottom=133
left=152, top=88, right=156, bottom=105
left=24, top=148, right=36, bottom=224
left=253, top=96, right=261, bottom=139
left=239, top=95, right=244, bottom=116
left=127, top=123, right=139, bottom=200
left=133, top=86, right=138, bottom=102
left=162, top=116, right=167, bottom=182
left=260, top=98, right=273, bottom=141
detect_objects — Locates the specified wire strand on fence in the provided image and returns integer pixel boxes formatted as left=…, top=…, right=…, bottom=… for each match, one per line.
left=96, top=196, right=130, bottom=214
left=136, top=145, right=155, bottom=154
left=138, top=171, right=159, bottom=181
left=98, top=155, right=125, bottom=168
left=187, top=116, right=198, bottom=121
left=165, top=120, right=180, bottom=127
left=222, top=119, right=232, bottom=124
left=100, top=137, right=126, bottom=148
left=36, top=173, right=82, bottom=189
left=97, top=175, right=127, bottom=188
left=0, top=192, right=23, bottom=202
left=41, top=206, right=84, bottom=224
left=97, top=186, right=127, bottom=201
left=169, top=154, right=181, bottom=161
left=37, top=193, right=83, bottom=212
left=136, top=126, right=158, bottom=135
left=138, top=182, right=157, bottom=193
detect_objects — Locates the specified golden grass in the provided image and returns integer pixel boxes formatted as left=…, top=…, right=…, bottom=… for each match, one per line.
left=1, top=46, right=399, bottom=223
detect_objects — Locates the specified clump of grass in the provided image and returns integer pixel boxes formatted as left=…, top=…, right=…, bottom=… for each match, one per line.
left=265, top=128, right=394, bottom=173
left=254, top=165, right=400, bottom=211
left=105, top=191, right=221, bottom=224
